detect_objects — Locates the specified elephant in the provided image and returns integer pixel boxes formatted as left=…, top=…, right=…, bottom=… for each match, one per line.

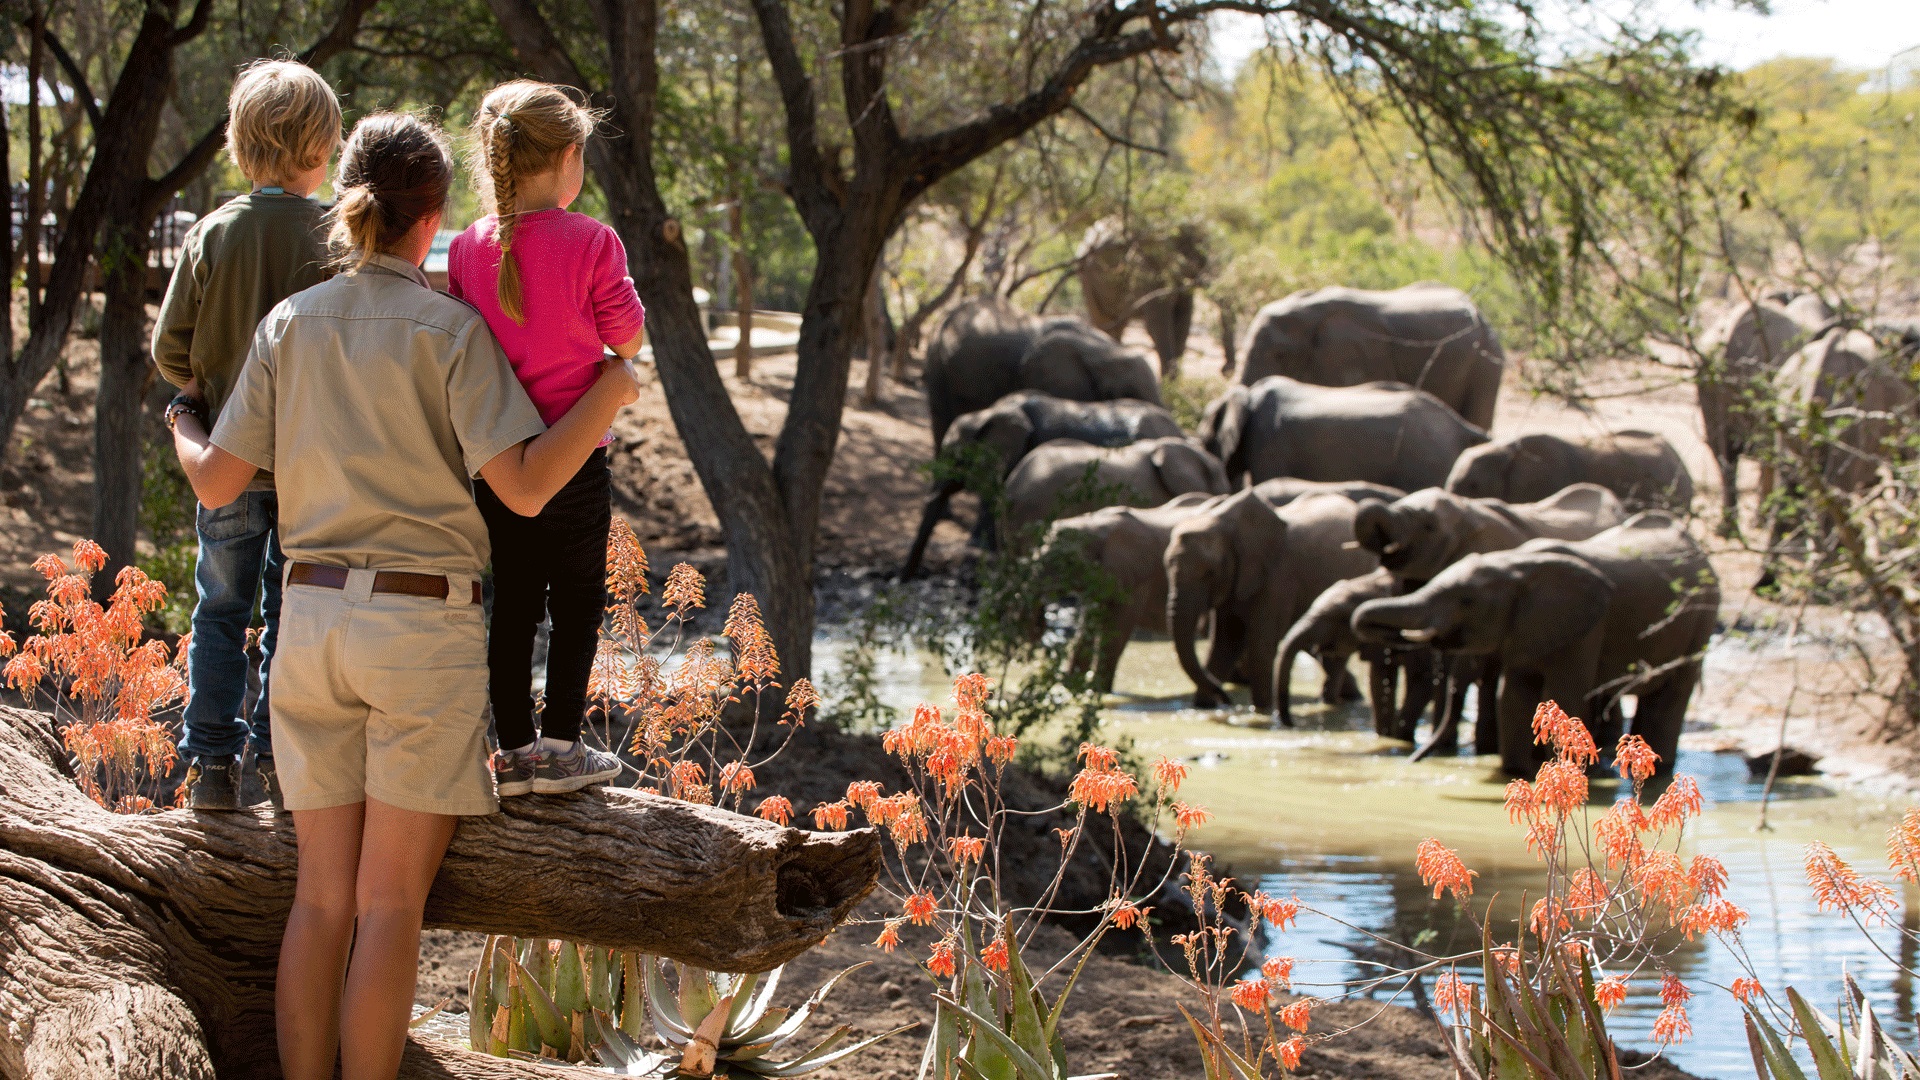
left=921, top=296, right=1163, bottom=450
left=1199, top=377, right=1488, bottom=492
left=1038, top=494, right=1219, bottom=693
left=1272, top=568, right=1436, bottom=733
left=1165, top=491, right=1379, bottom=710
left=1077, top=218, right=1209, bottom=380
left=1001, top=437, right=1230, bottom=542
left=1353, top=511, right=1721, bottom=778
left=1353, top=484, right=1627, bottom=586
left=900, top=391, right=1184, bottom=579
left=1237, top=283, right=1506, bottom=429
left=1251, top=478, right=1405, bottom=509
left=1696, top=297, right=1829, bottom=528
left=1445, top=430, right=1695, bottom=513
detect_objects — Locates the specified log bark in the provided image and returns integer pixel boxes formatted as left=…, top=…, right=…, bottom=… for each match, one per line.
left=0, top=706, right=879, bottom=1079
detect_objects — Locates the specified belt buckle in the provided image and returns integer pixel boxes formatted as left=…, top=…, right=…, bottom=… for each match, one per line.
left=344, top=568, right=377, bottom=604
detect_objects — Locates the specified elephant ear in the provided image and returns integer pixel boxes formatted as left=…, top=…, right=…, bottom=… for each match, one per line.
left=1502, top=553, right=1614, bottom=671
left=1353, top=499, right=1396, bottom=557
left=1199, top=385, right=1249, bottom=474
left=1151, top=441, right=1217, bottom=497
left=977, top=409, right=1037, bottom=472
left=1230, top=496, right=1286, bottom=606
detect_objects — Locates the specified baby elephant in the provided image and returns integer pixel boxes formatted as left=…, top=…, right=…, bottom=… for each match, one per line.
left=1355, top=484, right=1627, bottom=586
left=1445, top=430, right=1694, bottom=513
left=1353, top=512, right=1720, bottom=778
left=1040, top=494, right=1218, bottom=693
left=1166, top=491, right=1379, bottom=710
left=1001, top=437, right=1229, bottom=542
left=902, top=391, right=1184, bottom=578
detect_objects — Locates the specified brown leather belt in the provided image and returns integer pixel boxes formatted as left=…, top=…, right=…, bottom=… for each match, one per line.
left=288, top=562, right=481, bottom=605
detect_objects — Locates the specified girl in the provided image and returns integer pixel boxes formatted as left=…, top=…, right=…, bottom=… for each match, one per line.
left=448, top=80, right=646, bottom=796
left=169, top=112, right=639, bottom=1079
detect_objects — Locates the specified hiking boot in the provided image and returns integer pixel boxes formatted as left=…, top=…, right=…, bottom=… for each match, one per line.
left=531, top=741, right=623, bottom=794
left=493, top=747, right=537, bottom=798
left=185, top=754, right=241, bottom=810
left=256, top=755, right=284, bottom=811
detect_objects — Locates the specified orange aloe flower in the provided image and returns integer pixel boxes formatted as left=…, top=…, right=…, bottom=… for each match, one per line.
left=1806, top=841, right=1897, bottom=924
left=980, top=938, right=1009, bottom=972
left=1888, top=807, right=1920, bottom=883
left=947, top=835, right=987, bottom=863
left=1533, top=760, right=1588, bottom=818
left=874, top=920, right=902, bottom=952
left=1414, top=838, right=1477, bottom=900
left=984, top=735, right=1017, bottom=765
left=1651, top=1003, right=1692, bottom=1045
left=904, top=890, right=940, bottom=926
left=1111, top=899, right=1150, bottom=930
left=1277, top=999, right=1312, bottom=1033
left=1273, top=1034, right=1306, bottom=1070
left=1231, top=979, right=1270, bottom=1011
left=1153, top=756, right=1188, bottom=793
left=1647, top=776, right=1704, bottom=831
left=1731, top=976, right=1763, bottom=1003
left=1615, top=734, right=1661, bottom=784
left=754, top=795, right=791, bottom=826
left=720, top=762, right=756, bottom=794
left=1594, top=974, right=1628, bottom=1012
left=661, top=563, right=706, bottom=611
left=1434, top=970, right=1472, bottom=1016
left=811, top=800, right=851, bottom=831
left=1077, top=742, right=1120, bottom=771
left=927, top=939, right=957, bottom=979
left=846, top=779, right=884, bottom=810
left=1262, top=955, right=1295, bottom=988
left=1172, top=801, right=1213, bottom=832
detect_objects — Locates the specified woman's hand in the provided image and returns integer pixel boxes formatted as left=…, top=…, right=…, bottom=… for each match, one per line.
left=478, top=359, right=640, bottom=516
left=598, top=356, right=641, bottom=406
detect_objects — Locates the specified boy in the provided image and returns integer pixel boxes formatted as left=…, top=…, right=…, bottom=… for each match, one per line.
left=152, top=60, right=340, bottom=810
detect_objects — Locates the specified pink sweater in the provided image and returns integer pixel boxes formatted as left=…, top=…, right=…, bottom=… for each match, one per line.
left=447, top=208, right=646, bottom=428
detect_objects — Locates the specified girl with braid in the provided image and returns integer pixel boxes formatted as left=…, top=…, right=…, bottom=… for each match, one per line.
left=449, top=81, right=646, bottom=796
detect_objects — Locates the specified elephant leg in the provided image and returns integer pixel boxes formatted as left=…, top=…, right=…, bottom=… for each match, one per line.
left=1395, top=649, right=1439, bottom=742
left=902, top=484, right=960, bottom=580
left=1630, top=668, right=1700, bottom=776
left=1369, top=654, right=1400, bottom=737
left=1497, top=669, right=1549, bottom=778
left=1244, top=618, right=1283, bottom=714
left=1092, top=624, right=1131, bottom=696
left=1716, top=449, right=1743, bottom=538
left=1473, top=660, right=1502, bottom=756
left=1206, top=610, right=1247, bottom=688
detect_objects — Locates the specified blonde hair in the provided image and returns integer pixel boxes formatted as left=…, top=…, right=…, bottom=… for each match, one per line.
left=226, top=60, right=342, bottom=185
left=327, top=113, right=453, bottom=274
left=469, top=80, right=597, bottom=323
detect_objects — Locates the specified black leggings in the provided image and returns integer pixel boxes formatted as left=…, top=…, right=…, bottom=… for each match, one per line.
left=477, top=448, right=610, bottom=749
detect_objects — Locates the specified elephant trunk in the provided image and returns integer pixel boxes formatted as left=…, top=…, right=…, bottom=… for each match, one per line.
left=1272, top=618, right=1317, bottom=728
left=901, top=478, right=965, bottom=580
left=1351, top=595, right=1445, bottom=644
left=1169, top=570, right=1228, bottom=707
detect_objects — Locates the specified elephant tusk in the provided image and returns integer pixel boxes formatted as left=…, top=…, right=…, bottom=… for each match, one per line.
left=1381, top=542, right=1403, bottom=555
left=1402, top=628, right=1438, bottom=643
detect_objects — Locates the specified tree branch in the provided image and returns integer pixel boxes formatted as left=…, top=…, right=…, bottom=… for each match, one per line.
left=167, top=0, right=215, bottom=48
left=484, top=0, right=597, bottom=91
left=29, top=26, right=101, bottom=129
left=1067, top=101, right=1166, bottom=156
left=747, top=0, right=836, bottom=228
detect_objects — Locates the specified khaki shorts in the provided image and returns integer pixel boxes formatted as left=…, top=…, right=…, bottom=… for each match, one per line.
left=271, top=574, right=498, bottom=815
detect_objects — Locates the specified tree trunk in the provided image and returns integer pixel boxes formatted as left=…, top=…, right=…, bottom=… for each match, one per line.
left=731, top=198, right=754, bottom=382
left=91, top=231, right=154, bottom=589
left=0, top=704, right=879, bottom=1079
left=861, top=259, right=886, bottom=407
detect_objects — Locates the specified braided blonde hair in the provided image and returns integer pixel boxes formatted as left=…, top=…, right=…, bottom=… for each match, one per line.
left=469, top=80, right=597, bottom=323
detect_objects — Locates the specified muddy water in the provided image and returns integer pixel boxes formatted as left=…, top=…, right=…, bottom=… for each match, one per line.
left=816, top=635, right=1920, bottom=1078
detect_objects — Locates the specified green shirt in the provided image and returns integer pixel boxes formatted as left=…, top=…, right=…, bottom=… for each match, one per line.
left=151, top=192, right=329, bottom=421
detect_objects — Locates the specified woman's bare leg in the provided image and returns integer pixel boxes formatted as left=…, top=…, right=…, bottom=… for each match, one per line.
left=339, top=797, right=457, bottom=1080
left=279, top=801, right=367, bottom=1080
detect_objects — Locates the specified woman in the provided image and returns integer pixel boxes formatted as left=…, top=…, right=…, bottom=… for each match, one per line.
left=169, top=112, right=639, bottom=1079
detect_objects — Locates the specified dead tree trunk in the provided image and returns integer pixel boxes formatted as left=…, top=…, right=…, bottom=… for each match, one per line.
left=0, top=706, right=879, bottom=1079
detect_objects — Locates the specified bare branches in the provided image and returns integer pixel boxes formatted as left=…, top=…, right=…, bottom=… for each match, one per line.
left=1067, top=102, right=1167, bottom=156
left=28, top=25, right=101, bottom=129
left=747, top=0, right=835, bottom=225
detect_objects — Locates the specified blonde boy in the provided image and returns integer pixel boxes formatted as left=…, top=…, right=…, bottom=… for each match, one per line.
left=152, top=59, right=340, bottom=810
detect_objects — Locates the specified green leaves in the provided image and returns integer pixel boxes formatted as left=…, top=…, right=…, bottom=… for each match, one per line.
left=1743, top=976, right=1920, bottom=1080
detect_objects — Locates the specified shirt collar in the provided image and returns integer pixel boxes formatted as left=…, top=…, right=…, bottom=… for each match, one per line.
left=359, top=251, right=430, bottom=288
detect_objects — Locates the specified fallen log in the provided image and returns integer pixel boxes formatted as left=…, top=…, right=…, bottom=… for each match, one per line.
left=0, top=706, right=880, bottom=1079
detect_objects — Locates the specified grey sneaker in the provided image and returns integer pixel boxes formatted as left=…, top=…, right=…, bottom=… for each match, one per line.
left=186, top=754, right=240, bottom=810
left=531, top=742, right=623, bottom=794
left=256, top=755, right=284, bottom=811
left=494, top=748, right=537, bottom=798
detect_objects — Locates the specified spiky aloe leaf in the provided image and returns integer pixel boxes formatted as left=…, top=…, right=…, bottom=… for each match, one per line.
left=725, top=970, right=763, bottom=1034
left=936, top=994, right=1052, bottom=1080
left=678, top=961, right=721, bottom=1030
left=960, top=951, right=1016, bottom=1080
left=506, top=982, right=532, bottom=1055
left=589, top=945, right=618, bottom=1014
left=645, top=956, right=694, bottom=1044
left=554, top=941, right=589, bottom=1016
left=737, top=1022, right=918, bottom=1077
left=733, top=965, right=784, bottom=1035
left=920, top=998, right=964, bottom=1080
left=1044, top=924, right=1108, bottom=1047
left=511, top=954, right=572, bottom=1052
left=1744, top=1004, right=1812, bottom=1080
left=523, top=937, right=555, bottom=997
left=1787, top=987, right=1852, bottom=1079
left=621, top=952, right=648, bottom=1040
left=742, top=960, right=872, bottom=1056
left=589, top=1009, right=672, bottom=1076
left=1175, top=1006, right=1229, bottom=1080
left=469, top=940, right=494, bottom=1053
left=488, top=937, right=513, bottom=1018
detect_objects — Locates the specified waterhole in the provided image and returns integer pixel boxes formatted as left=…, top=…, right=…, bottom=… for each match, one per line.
left=817, top=633, right=1919, bottom=1078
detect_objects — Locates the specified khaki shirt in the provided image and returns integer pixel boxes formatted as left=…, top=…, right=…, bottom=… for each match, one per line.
left=211, top=253, right=547, bottom=577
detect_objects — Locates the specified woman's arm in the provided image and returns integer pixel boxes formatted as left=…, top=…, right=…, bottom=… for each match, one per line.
left=173, top=409, right=260, bottom=509
left=477, top=358, right=639, bottom=516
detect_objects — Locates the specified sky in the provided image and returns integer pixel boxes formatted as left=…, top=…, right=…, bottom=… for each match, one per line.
left=1211, top=0, right=1920, bottom=80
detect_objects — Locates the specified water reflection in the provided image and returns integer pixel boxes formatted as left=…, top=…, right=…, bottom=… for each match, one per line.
left=813, top=634, right=1918, bottom=1078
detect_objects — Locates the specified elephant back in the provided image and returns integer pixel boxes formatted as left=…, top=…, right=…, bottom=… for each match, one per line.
left=1017, top=322, right=1164, bottom=406
left=1505, top=483, right=1627, bottom=541
left=1018, top=393, right=1183, bottom=449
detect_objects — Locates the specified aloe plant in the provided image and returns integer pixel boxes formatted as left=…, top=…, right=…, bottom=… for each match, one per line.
left=920, top=921, right=1116, bottom=1080
left=1744, top=974, right=1920, bottom=1079
left=1438, top=923, right=1622, bottom=1080
left=464, top=935, right=903, bottom=1076
left=640, top=955, right=912, bottom=1076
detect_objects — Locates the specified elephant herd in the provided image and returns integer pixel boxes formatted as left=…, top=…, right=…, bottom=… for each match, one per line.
left=906, top=284, right=1717, bottom=777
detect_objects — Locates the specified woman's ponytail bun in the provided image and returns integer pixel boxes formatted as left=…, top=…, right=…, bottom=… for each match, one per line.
left=326, top=112, right=453, bottom=273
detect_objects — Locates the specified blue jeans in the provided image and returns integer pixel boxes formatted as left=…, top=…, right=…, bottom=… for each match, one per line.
left=180, top=490, right=284, bottom=760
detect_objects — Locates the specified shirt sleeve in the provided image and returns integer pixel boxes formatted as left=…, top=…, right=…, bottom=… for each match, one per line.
left=150, top=240, right=204, bottom=389
left=208, top=314, right=279, bottom=472
left=588, top=224, right=646, bottom=346
left=446, top=231, right=469, bottom=302
left=445, top=317, right=548, bottom=477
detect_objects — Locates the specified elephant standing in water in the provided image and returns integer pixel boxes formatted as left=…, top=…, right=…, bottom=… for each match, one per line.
left=900, top=391, right=1183, bottom=579
left=1076, top=218, right=1209, bottom=380
left=1039, top=494, right=1219, bottom=693
left=1165, top=491, right=1378, bottom=711
left=1000, top=437, right=1230, bottom=541
left=1199, top=377, right=1488, bottom=491
left=1696, top=295, right=1830, bottom=529
left=1272, top=568, right=1422, bottom=729
left=1354, top=512, right=1720, bottom=778
left=1345, top=485, right=1626, bottom=754
left=1238, top=283, right=1505, bottom=429
left=921, top=297, right=1162, bottom=450
left=1446, top=430, right=1694, bottom=513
